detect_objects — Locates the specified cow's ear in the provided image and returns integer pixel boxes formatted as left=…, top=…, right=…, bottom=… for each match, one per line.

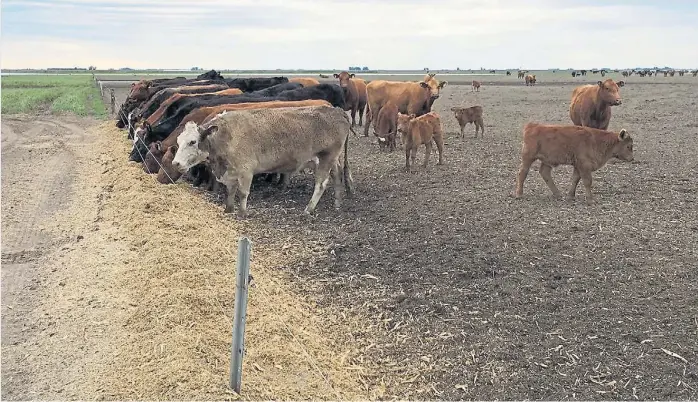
left=350, top=73, right=355, bottom=78
left=131, top=82, right=136, bottom=87
left=428, top=73, right=436, bottom=77
left=409, top=114, right=416, bottom=119
left=618, top=129, right=628, bottom=140
left=200, top=125, right=218, bottom=140
left=333, top=73, right=339, bottom=78
left=155, top=141, right=162, bottom=151
left=597, top=81, right=604, bottom=87
left=438, top=81, right=447, bottom=88
left=419, top=82, right=429, bottom=89
left=169, top=145, right=178, bottom=153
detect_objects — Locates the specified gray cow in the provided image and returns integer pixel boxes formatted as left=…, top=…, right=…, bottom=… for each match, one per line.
left=171, top=106, right=355, bottom=217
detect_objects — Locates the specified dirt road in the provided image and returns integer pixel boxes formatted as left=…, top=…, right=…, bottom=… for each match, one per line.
left=1, top=115, right=96, bottom=398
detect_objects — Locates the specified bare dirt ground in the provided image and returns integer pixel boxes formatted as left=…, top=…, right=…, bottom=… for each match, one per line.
left=103, top=77, right=698, bottom=400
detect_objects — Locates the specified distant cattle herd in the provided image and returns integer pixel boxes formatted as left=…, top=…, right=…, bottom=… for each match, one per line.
left=114, top=67, right=691, bottom=216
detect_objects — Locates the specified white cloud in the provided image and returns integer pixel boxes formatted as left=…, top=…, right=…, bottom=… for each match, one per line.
left=1, top=0, right=697, bottom=69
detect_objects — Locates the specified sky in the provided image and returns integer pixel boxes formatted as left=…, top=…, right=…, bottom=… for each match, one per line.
left=2, top=0, right=697, bottom=70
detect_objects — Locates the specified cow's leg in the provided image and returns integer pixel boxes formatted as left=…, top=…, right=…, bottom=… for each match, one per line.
left=224, top=179, right=240, bottom=214
left=404, top=144, right=412, bottom=172
left=479, top=118, right=485, bottom=136
left=422, top=141, right=432, bottom=169
left=434, top=135, right=445, bottom=165
left=279, top=173, right=290, bottom=190
left=460, top=125, right=465, bottom=138
left=350, top=105, right=357, bottom=127
left=236, top=173, right=254, bottom=218
left=331, top=160, right=344, bottom=210
left=567, top=167, right=581, bottom=200
left=358, top=104, right=365, bottom=126
left=304, top=158, right=334, bottom=215
left=539, top=163, right=561, bottom=198
left=514, top=158, right=534, bottom=198
left=363, top=107, right=374, bottom=137
left=580, top=170, right=595, bottom=205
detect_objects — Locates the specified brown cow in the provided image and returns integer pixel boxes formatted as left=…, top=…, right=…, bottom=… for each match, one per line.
left=374, top=101, right=398, bottom=152
left=363, top=73, right=446, bottom=136
left=289, top=77, right=321, bottom=87
left=157, top=145, right=179, bottom=184
left=513, top=123, right=634, bottom=204
left=569, top=79, right=622, bottom=130
left=148, top=100, right=333, bottom=185
left=472, top=80, right=481, bottom=92
left=450, top=106, right=484, bottom=138
left=396, top=112, right=444, bottom=172
left=333, top=71, right=368, bottom=126
left=525, top=74, right=537, bottom=86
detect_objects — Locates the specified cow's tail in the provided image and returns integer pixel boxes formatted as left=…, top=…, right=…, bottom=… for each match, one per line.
left=339, top=109, right=359, bottom=136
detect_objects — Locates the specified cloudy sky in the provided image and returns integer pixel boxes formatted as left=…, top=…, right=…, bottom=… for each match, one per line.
left=2, top=0, right=697, bottom=70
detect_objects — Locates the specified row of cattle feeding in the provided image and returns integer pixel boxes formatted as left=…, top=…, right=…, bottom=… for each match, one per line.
left=115, top=70, right=634, bottom=216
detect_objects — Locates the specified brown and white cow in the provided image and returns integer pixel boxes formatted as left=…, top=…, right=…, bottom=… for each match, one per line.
left=472, top=80, right=481, bottom=92
left=289, top=77, right=321, bottom=87
left=363, top=73, right=446, bottom=136
left=513, top=123, right=634, bottom=204
left=450, top=106, right=484, bottom=138
left=569, top=79, right=622, bottom=130
left=525, top=74, right=536, bottom=86
left=396, top=112, right=445, bottom=172
left=374, top=101, right=398, bottom=152
left=333, top=71, right=368, bottom=126
left=171, top=106, right=355, bottom=217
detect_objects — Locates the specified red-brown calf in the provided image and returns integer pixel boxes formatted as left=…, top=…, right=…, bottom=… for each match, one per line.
left=396, top=112, right=445, bottom=172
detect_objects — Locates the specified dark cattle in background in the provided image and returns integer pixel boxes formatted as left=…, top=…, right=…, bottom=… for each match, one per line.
left=128, top=84, right=346, bottom=161
left=506, top=71, right=511, bottom=76
left=134, top=84, right=230, bottom=121
left=245, top=82, right=303, bottom=97
left=225, top=77, right=289, bottom=92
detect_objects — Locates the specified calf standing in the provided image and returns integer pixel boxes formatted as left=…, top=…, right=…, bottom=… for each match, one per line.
left=451, top=106, right=484, bottom=138
left=374, top=102, right=398, bottom=152
left=396, top=112, right=445, bottom=172
left=513, top=123, right=634, bottom=205
left=525, top=75, right=537, bottom=86
left=472, top=80, right=481, bottom=92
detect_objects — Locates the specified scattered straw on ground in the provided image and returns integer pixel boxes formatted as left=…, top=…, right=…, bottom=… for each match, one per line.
left=35, top=121, right=376, bottom=400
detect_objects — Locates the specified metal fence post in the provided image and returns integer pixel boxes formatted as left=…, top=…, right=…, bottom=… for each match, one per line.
left=230, top=237, right=252, bottom=394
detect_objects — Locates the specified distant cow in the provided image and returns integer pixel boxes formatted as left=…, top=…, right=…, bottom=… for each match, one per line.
left=363, top=74, right=446, bottom=136
left=289, top=77, right=321, bottom=87
left=450, top=106, right=484, bottom=138
left=334, top=71, right=368, bottom=126
left=171, top=106, right=355, bottom=217
left=600, top=70, right=606, bottom=77
left=525, top=74, right=537, bottom=86
left=617, top=80, right=625, bottom=87
left=692, top=70, right=698, bottom=77
left=374, top=101, right=398, bottom=152
left=622, top=71, right=629, bottom=77
left=518, top=71, right=525, bottom=79
left=569, top=79, right=622, bottom=130
left=224, top=77, right=289, bottom=92
left=506, top=71, right=512, bottom=76
left=396, top=112, right=444, bottom=172
left=471, top=80, right=481, bottom=92
left=513, top=123, right=634, bottom=204
left=489, top=70, right=496, bottom=74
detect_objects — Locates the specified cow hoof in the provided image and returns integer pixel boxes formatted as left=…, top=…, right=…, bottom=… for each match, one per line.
left=224, top=205, right=235, bottom=214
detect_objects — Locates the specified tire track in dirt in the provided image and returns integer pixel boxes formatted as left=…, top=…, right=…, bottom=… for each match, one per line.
left=1, top=116, right=93, bottom=400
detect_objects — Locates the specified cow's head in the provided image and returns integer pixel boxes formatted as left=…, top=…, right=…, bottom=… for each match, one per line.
left=129, top=80, right=152, bottom=101
left=598, top=79, right=622, bottom=106
left=613, top=129, right=634, bottom=161
left=396, top=113, right=415, bottom=137
left=333, top=71, right=355, bottom=89
left=172, top=122, right=215, bottom=172
left=157, top=145, right=183, bottom=184
left=422, top=74, right=447, bottom=100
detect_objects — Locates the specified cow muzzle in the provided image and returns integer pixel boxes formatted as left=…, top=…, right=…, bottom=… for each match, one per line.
left=613, top=99, right=622, bottom=106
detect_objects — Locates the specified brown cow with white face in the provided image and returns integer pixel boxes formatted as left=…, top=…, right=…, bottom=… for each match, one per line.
left=363, top=73, right=446, bottom=137
left=569, top=79, right=622, bottom=130
left=513, top=123, right=634, bottom=204
left=334, top=71, right=367, bottom=127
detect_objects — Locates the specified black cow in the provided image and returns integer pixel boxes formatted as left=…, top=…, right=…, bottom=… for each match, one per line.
left=225, top=77, right=289, bottom=92
left=128, top=83, right=346, bottom=161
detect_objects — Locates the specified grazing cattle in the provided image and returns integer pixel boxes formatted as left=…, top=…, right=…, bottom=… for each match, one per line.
left=525, top=74, right=537, bottom=86
left=622, top=71, right=629, bottom=77
left=472, top=80, right=481, bottom=92
left=506, top=71, right=512, bottom=76
left=157, top=145, right=179, bottom=184
left=319, top=74, right=330, bottom=79
left=580, top=70, right=587, bottom=76
left=450, top=106, right=484, bottom=138
left=617, top=80, right=625, bottom=87
left=374, top=101, right=398, bottom=152
left=147, top=100, right=333, bottom=185
left=693, top=70, right=698, bottom=77
left=592, top=69, right=599, bottom=74
left=569, top=79, right=622, bottom=130
left=518, top=71, right=525, bottom=79
left=363, top=74, right=446, bottom=136
left=396, top=112, right=444, bottom=172
left=513, top=123, right=634, bottom=204
left=489, top=70, right=496, bottom=74
left=224, top=77, right=289, bottom=92
left=289, top=77, right=321, bottom=87
left=171, top=106, right=355, bottom=217
left=600, top=70, right=607, bottom=77
left=669, top=70, right=675, bottom=77
left=678, top=70, right=685, bottom=77
left=333, top=71, right=368, bottom=126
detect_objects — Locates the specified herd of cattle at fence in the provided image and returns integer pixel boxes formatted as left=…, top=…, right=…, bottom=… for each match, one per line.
left=114, top=68, right=649, bottom=216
